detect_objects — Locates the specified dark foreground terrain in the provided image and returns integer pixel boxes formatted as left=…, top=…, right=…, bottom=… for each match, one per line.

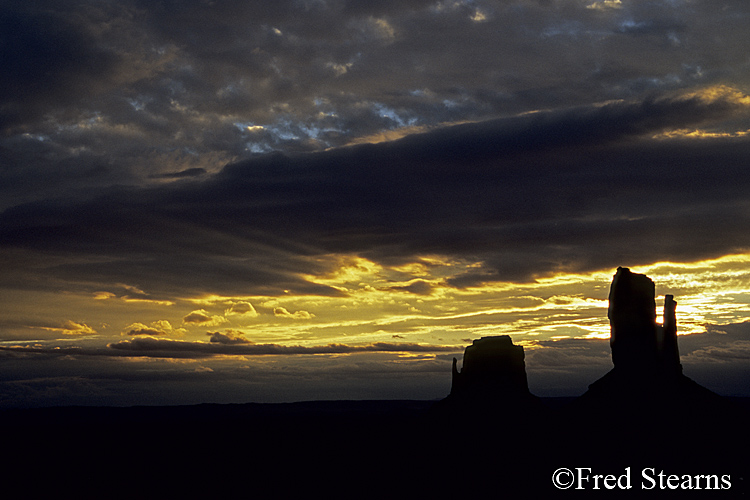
left=2, top=397, right=747, bottom=498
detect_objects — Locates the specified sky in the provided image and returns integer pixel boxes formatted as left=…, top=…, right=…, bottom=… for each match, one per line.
left=1, top=0, right=749, bottom=408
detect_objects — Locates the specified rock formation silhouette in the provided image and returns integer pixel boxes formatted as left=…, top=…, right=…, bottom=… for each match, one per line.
left=433, top=335, right=542, bottom=417
left=450, top=335, right=530, bottom=399
left=565, top=267, right=744, bottom=472
left=436, top=267, right=726, bottom=417
left=431, top=267, right=744, bottom=469
left=579, top=266, right=720, bottom=411
left=607, top=266, right=680, bottom=373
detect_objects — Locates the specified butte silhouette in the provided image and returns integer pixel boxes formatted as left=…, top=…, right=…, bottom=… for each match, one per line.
left=432, top=334, right=542, bottom=419
left=437, top=267, right=725, bottom=411
left=433, top=268, right=740, bottom=442
left=433, top=266, right=749, bottom=480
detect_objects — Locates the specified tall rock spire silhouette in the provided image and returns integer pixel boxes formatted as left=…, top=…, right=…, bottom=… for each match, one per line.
left=561, top=268, right=745, bottom=475
left=608, top=267, right=682, bottom=374
left=580, top=267, right=718, bottom=409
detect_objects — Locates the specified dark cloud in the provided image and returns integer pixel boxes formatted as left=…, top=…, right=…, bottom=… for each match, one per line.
left=388, top=280, right=434, bottom=295
left=0, top=0, right=746, bottom=233
left=0, top=346, right=457, bottom=408
left=523, top=324, right=750, bottom=396
left=123, top=323, right=171, bottom=336
left=1, top=323, right=746, bottom=406
left=524, top=337, right=615, bottom=396
left=150, top=168, right=208, bottom=179
left=680, top=321, right=750, bottom=360
left=208, top=330, right=253, bottom=345
left=1, top=92, right=748, bottom=297
left=1, top=0, right=747, bottom=180
left=0, top=3, right=120, bottom=132
left=671, top=323, right=750, bottom=396
left=0, top=339, right=459, bottom=359
left=108, top=338, right=458, bottom=357
left=526, top=338, right=612, bottom=370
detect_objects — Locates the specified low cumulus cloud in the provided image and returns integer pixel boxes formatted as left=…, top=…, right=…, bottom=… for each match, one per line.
left=17, top=320, right=99, bottom=339
left=183, top=310, right=229, bottom=326
left=273, top=307, right=314, bottom=320
left=122, top=320, right=185, bottom=337
left=55, top=320, right=97, bottom=336
left=224, top=301, right=259, bottom=317
left=207, top=329, right=253, bottom=345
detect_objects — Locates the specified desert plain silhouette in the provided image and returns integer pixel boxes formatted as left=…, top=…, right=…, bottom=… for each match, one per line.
left=2, top=267, right=747, bottom=497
